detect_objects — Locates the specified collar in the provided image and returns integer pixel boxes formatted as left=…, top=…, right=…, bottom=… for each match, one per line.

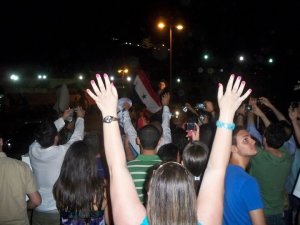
left=0, top=152, right=7, bottom=158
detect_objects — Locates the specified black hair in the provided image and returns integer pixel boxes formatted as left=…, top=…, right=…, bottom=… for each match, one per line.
left=137, top=125, right=161, bottom=149
left=34, top=120, right=58, bottom=148
left=157, top=143, right=179, bottom=162
left=264, top=122, right=288, bottom=149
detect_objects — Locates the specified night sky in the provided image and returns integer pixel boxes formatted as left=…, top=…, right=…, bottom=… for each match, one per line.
left=0, top=0, right=299, bottom=105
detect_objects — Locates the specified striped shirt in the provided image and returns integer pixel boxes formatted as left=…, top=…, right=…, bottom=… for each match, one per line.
left=127, top=154, right=161, bottom=204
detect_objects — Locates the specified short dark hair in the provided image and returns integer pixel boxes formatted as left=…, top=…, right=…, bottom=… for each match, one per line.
left=83, top=131, right=103, bottom=156
left=34, top=120, right=58, bottom=148
left=264, top=122, right=287, bottom=149
left=157, top=143, right=179, bottom=162
left=137, top=125, right=161, bottom=149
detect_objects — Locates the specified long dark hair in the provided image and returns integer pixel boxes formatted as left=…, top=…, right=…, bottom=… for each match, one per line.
left=53, top=141, right=105, bottom=215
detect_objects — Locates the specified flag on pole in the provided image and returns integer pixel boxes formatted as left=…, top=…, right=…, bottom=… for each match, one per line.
left=133, top=70, right=162, bottom=113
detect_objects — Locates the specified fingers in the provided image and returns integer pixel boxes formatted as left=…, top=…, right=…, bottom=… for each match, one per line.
left=225, top=74, right=235, bottom=94
left=217, top=83, right=224, bottom=102
left=239, top=88, right=252, bottom=102
left=86, top=88, right=97, bottom=101
left=103, top=73, right=111, bottom=91
left=232, top=76, right=242, bottom=93
left=96, top=74, right=106, bottom=93
left=236, top=81, right=246, bottom=96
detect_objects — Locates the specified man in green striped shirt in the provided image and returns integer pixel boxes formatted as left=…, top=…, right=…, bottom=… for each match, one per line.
left=127, top=124, right=162, bottom=204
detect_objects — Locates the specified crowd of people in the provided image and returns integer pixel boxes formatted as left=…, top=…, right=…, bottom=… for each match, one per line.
left=0, top=73, right=300, bottom=225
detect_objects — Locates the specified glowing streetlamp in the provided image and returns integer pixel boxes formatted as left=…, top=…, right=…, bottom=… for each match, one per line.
left=158, top=21, right=184, bottom=92
left=118, top=68, right=129, bottom=88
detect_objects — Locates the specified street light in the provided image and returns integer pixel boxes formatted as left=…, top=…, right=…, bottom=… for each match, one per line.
left=118, top=68, right=129, bottom=88
left=158, top=21, right=183, bottom=92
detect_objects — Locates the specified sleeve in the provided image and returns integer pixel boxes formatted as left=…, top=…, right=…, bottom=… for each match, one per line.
left=246, top=124, right=263, bottom=145
left=284, top=135, right=297, bottom=155
left=161, top=105, right=172, bottom=145
left=24, top=163, right=39, bottom=194
left=62, top=117, right=85, bottom=150
left=241, top=177, right=264, bottom=211
left=54, top=117, right=66, bottom=132
left=123, top=110, right=140, bottom=154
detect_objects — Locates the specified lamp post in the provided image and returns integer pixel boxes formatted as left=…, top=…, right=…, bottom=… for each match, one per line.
left=158, top=21, right=183, bottom=92
left=118, top=68, right=129, bottom=88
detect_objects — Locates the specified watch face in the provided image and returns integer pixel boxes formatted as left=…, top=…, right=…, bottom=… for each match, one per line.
left=103, top=116, right=118, bottom=123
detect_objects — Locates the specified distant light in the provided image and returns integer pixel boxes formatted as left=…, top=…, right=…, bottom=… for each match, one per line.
left=176, top=78, right=181, bottom=83
left=158, top=22, right=166, bottom=29
left=220, top=68, right=224, bottom=72
left=203, top=54, right=209, bottom=60
left=10, top=74, right=19, bottom=81
left=268, top=58, right=274, bottom=63
left=162, top=44, right=165, bottom=47
left=78, top=75, right=84, bottom=80
left=175, top=110, right=180, bottom=118
left=176, top=24, right=183, bottom=30
left=43, top=75, right=47, bottom=79
left=110, top=76, right=115, bottom=81
left=239, top=56, right=245, bottom=61
left=126, top=77, right=132, bottom=82
left=38, top=75, right=42, bottom=79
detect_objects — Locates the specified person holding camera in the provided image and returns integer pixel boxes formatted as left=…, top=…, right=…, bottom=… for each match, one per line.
left=29, top=107, right=85, bottom=225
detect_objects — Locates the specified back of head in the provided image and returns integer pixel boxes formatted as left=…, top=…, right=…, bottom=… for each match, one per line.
left=53, top=141, right=105, bottom=213
left=264, top=122, right=288, bottom=149
left=83, top=130, right=103, bottom=156
left=199, top=123, right=215, bottom=150
left=182, top=141, right=209, bottom=194
left=34, top=120, right=58, bottom=148
left=137, top=125, right=161, bottom=150
left=171, top=127, right=189, bottom=156
left=147, top=162, right=197, bottom=225
left=157, top=143, right=179, bottom=162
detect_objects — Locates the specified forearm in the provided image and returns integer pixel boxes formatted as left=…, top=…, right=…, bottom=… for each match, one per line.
left=292, top=120, right=300, bottom=145
left=27, top=199, right=39, bottom=209
left=269, top=104, right=287, bottom=121
left=259, top=113, right=271, bottom=127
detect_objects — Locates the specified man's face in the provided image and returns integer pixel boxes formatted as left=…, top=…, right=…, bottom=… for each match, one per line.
left=159, top=82, right=166, bottom=90
left=234, top=130, right=257, bottom=157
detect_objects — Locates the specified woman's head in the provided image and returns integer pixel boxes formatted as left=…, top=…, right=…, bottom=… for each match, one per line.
left=53, top=141, right=105, bottom=212
left=182, top=141, right=209, bottom=193
left=147, top=162, right=197, bottom=225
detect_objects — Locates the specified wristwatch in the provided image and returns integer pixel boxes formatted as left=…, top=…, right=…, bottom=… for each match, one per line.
left=103, top=115, right=119, bottom=123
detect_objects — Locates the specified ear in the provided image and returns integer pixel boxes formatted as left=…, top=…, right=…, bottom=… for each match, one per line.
left=54, top=135, right=59, bottom=145
left=136, top=137, right=141, bottom=145
left=231, top=145, right=238, bottom=153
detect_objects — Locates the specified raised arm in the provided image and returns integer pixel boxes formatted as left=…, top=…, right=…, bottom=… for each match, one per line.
left=259, top=97, right=288, bottom=122
left=289, top=107, right=300, bottom=145
left=87, top=74, right=146, bottom=225
left=197, top=75, right=251, bottom=225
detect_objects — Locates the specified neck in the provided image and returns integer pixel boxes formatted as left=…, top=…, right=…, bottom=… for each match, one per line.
left=265, top=146, right=282, bottom=157
left=229, top=156, right=250, bottom=170
left=141, top=149, right=157, bottom=155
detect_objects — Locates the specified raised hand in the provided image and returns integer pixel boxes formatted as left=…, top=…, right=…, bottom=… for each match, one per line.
left=217, top=75, right=252, bottom=121
left=86, top=73, right=118, bottom=117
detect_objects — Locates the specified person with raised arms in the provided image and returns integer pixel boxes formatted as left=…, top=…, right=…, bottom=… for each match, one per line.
left=86, top=74, right=251, bottom=225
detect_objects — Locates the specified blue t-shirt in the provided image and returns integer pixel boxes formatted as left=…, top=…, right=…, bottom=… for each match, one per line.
left=141, top=216, right=202, bottom=225
left=223, top=164, right=264, bottom=225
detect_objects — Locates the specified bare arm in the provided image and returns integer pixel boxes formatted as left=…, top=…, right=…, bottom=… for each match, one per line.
left=197, top=75, right=251, bottom=225
left=259, top=97, right=288, bottom=121
left=87, top=74, right=146, bottom=225
left=289, top=108, right=300, bottom=145
left=27, top=191, right=42, bottom=209
left=250, top=209, right=267, bottom=225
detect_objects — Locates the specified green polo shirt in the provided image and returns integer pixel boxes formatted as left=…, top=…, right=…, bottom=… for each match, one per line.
left=127, top=154, right=161, bottom=204
left=250, top=146, right=291, bottom=215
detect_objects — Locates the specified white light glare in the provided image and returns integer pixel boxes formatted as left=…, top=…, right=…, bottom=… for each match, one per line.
left=43, top=75, right=47, bottom=79
left=176, top=78, right=181, bottom=83
left=127, top=77, right=132, bottom=82
left=78, top=75, right=84, bottom=80
left=175, top=110, right=180, bottom=118
left=268, top=58, right=274, bottom=63
left=239, top=56, right=245, bottom=61
left=10, top=74, right=19, bottom=81
left=110, top=76, right=115, bottom=81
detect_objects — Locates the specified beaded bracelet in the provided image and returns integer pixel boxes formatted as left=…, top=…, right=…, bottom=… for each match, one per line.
left=216, top=120, right=235, bottom=130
